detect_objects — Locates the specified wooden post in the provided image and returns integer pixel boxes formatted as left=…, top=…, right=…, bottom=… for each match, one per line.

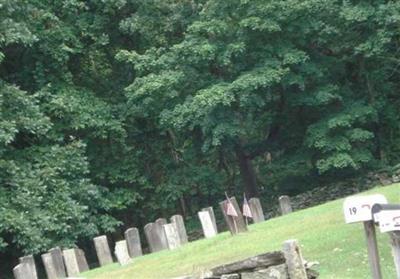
left=389, top=232, right=400, bottom=279
left=363, top=220, right=382, bottom=279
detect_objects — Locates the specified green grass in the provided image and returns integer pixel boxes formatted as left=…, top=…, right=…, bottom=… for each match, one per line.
left=83, top=184, right=400, bottom=279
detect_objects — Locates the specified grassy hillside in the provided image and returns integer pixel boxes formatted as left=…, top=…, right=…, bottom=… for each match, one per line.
left=83, top=184, right=400, bottom=279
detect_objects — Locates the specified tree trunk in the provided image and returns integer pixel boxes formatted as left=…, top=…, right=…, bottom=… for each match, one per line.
left=179, top=196, right=187, bottom=218
left=235, top=143, right=259, bottom=198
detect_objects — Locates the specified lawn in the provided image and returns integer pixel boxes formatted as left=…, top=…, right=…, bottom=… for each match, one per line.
left=83, top=183, right=400, bottom=279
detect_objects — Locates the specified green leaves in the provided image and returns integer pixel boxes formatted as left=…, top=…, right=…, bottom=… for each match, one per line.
left=306, top=103, right=377, bottom=173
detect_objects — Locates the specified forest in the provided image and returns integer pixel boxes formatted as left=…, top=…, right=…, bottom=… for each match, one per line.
left=1, top=0, right=400, bottom=274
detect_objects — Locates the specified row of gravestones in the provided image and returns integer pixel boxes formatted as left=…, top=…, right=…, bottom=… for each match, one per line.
left=13, top=195, right=294, bottom=279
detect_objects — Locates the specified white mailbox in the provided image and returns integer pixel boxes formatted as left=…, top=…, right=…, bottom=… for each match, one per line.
left=343, top=194, right=387, bottom=224
left=376, top=210, right=400, bottom=233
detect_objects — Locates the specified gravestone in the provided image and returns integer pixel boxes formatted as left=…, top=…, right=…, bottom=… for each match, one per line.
left=124, top=227, right=143, bottom=258
left=282, top=239, right=307, bottom=279
left=144, top=219, right=169, bottom=253
left=219, top=196, right=247, bottom=234
left=13, top=263, right=33, bottom=279
left=114, top=240, right=131, bottom=266
left=154, top=218, right=169, bottom=251
left=170, top=215, right=188, bottom=244
left=41, top=253, right=56, bottom=279
left=198, top=210, right=218, bottom=238
left=202, top=207, right=218, bottom=233
left=63, top=248, right=89, bottom=276
left=93, top=235, right=113, bottom=266
left=163, top=223, right=181, bottom=250
left=144, top=223, right=157, bottom=252
left=279, top=195, right=293, bottom=215
left=249, top=198, right=265, bottom=223
left=19, top=255, right=38, bottom=279
left=49, top=247, right=67, bottom=278
left=42, top=247, right=67, bottom=279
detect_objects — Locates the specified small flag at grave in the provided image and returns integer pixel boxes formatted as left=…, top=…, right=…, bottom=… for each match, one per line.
left=242, top=193, right=252, bottom=219
left=225, top=192, right=238, bottom=217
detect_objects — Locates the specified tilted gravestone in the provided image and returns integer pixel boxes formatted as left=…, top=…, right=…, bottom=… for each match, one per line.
left=279, top=195, right=293, bottom=215
left=163, top=223, right=181, bottom=250
left=93, top=235, right=113, bottom=266
left=41, top=247, right=67, bottom=279
left=144, top=218, right=169, bottom=253
left=170, top=215, right=188, bottom=244
left=144, top=223, right=157, bottom=253
left=124, top=227, right=143, bottom=258
left=49, top=247, right=66, bottom=277
left=63, top=248, right=89, bottom=276
left=114, top=240, right=131, bottom=266
left=219, top=196, right=247, bottom=234
left=249, top=198, right=265, bottom=223
left=13, top=262, right=34, bottom=279
left=19, top=255, right=38, bottom=279
left=198, top=210, right=218, bottom=238
left=202, top=207, right=218, bottom=232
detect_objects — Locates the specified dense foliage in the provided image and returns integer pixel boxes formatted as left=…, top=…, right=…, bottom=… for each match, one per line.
left=1, top=0, right=400, bottom=273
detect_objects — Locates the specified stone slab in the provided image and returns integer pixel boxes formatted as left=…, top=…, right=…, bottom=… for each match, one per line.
left=19, top=255, right=38, bottom=279
left=93, top=235, right=113, bottom=266
left=114, top=240, right=131, bottom=266
left=50, top=247, right=67, bottom=278
left=219, top=197, right=247, bottom=235
left=241, top=264, right=288, bottom=279
left=282, top=240, right=307, bottom=279
left=198, top=211, right=218, bottom=238
left=63, top=248, right=89, bottom=277
left=202, top=207, right=218, bottom=233
left=211, top=251, right=285, bottom=276
left=144, top=219, right=169, bottom=253
left=170, top=215, right=188, bottom=244
left=41, top=253, right=59, bottom=279
left=249, top=198, right=265, bottom=223
left=125, top=227, right=143, bottom=258
left=13, top=263, right=33, bottom=279
left=163, top=223, right=181, bottom=250
left=279, top=196, right=293, bottom=215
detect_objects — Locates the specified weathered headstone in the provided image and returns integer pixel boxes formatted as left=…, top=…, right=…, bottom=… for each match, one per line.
left=144, top=219, right=169, bottom=253
left=114, top=240, right=131, bottom=266
left=19, top=255, right=38, bottom=279
left=63, top=248, right=89, bottom=277
left=93, top=235, right=113, bottom=266
left=144, top=223, right=157, bottom=253
left=198, top=211, right=218, bottom=238
left=219, top=196, right=247, bottom=234
left=49, top=247, right=67, bottom=277
left=41, top=247, right=67, bottom=279
left=41, top=253, right=56, bottom=279
left=155, top=218, right=169, bottom=250
left=202, top=207, right=217, bottom=233
left=170, top=215, right=188, bottom=244
left=124, top=227, right=143, bottom=258
left=13, top=263, right=33, bottom=279
left=282, top=239, right=307, bottom=279
left=249, top=198, right=265, bottom=223
left=163, top=223, right=181, bottom=250
left=279, top=195, right=293, bottom=215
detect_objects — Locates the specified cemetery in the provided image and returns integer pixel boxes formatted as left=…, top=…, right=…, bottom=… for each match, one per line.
left=3, top=1, right=400, bottom=278
left=8, top=183, right=400, bottom=278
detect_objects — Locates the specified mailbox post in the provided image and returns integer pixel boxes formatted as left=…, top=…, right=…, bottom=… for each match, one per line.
left=373, top=204, right=400, bottom=279
left=343, top=194, right=387, bottom=279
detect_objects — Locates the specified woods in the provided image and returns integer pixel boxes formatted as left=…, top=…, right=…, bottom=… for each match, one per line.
left=1, top=0, right=400, bottom=275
